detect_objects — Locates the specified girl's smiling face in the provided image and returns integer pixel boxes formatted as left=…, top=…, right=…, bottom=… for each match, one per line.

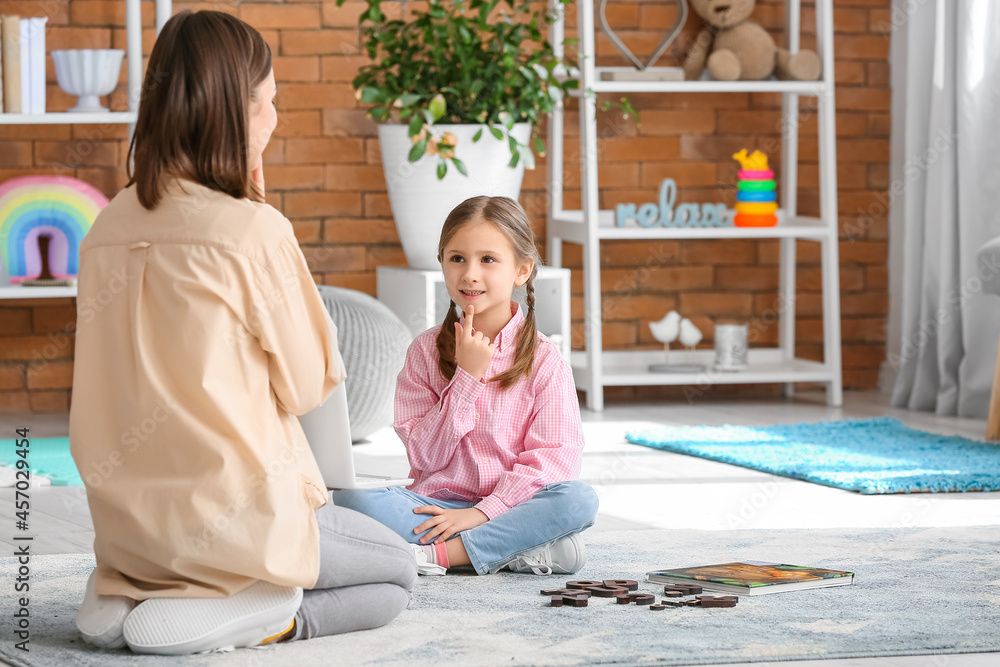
left=441, top=219, right=533, bottom=338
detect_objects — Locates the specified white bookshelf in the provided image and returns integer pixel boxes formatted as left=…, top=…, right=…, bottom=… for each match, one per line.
left=0, top=112, right=137, bottom=124
left=546, top=0, right=843, bottom=411
left=550, top=211, right=830, bottom=241
left=0, top=0, right=172, bottom=302
left=0, top=285, right=76, bottom=299
left=572, top=74, right=829, bottom=95
left=1, top=0, right=171, bottom=126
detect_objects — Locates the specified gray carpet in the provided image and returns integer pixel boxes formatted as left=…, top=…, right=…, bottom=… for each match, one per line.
left=3, top=527, right=999, bottom=666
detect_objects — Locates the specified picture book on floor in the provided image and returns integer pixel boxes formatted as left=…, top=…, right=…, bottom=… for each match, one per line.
left=646, top=560, right=854, bottom=596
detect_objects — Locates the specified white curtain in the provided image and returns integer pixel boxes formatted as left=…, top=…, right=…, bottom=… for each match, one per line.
left=889, top=0, right=1000, bottom=417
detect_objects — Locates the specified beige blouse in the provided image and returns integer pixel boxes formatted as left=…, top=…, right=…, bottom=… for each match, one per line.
left=69, top=179, right=345, bottom=600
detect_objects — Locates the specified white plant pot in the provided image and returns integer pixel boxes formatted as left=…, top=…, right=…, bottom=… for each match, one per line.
left=379, top=123, right=531, bottom=270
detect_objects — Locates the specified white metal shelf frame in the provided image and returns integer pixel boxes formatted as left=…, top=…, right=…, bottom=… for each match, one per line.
left=0, top=0, right=171, bottom=126
left=0, top=0, right=172, bottom=301
left=546, top=0, right=843, bottom=411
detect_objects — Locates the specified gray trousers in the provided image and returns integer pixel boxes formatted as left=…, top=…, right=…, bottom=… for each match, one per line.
left=293, top=503, right=418, bottom=640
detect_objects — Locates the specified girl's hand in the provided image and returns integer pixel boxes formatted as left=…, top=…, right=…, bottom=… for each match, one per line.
left=454, top=305, right=496, bottom=381
left=251, top=157, right=265, bottom=199
left=413, top=506, right=488, bottom=543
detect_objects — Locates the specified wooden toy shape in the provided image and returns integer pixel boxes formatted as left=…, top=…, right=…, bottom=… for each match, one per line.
left=615, top=594, right=632, bottom=605
left=649, top=604, right=666, bottom=611
left=586, top=586, right=628, bottom=598
left=541, top=588, right=591, bottom=597
left=566, top=580, right=604, bottom=589
left=603, top=579, right=639, bottom=591
left=663, top=590, right=684, bottom=598
left=629, top=594, right=656, bottom=605
left=550, top=594, right=589, bottom=607
left=664, top=584, right=703, bottom=595
left=697, top=595, right=738, bottom=608
left=662, top=600, right=686, bottom=607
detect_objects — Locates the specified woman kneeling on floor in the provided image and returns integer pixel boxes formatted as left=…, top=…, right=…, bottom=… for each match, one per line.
left=69, top=10, right=416, bottom=655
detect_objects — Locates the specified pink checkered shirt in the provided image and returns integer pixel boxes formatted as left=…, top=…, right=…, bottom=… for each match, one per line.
left=394, top=304, right=584, bottom=519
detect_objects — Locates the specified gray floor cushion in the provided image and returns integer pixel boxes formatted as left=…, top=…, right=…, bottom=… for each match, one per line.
left=316, top=285, right=411, bottom=441
left=979, top=235, right=1000, bottom=296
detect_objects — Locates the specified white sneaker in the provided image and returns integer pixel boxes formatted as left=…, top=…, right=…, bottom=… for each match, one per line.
left=76, top=570, right=136, bottom=649
left=505, top=533, right=587, bottom=575
left=123, top=581, right=301, bottom=655
left=410, top=544, right=447, bottom=576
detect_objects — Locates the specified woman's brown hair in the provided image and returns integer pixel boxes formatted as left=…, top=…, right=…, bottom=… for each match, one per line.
left=435, top=196, right=542, bottom=390
left=127, top=10, right=272, bottom=209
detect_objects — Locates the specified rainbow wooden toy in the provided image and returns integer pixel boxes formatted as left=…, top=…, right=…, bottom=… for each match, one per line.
left=0, top=176, right=108, bottom=283
left=732, top=150, right=778, bottom=227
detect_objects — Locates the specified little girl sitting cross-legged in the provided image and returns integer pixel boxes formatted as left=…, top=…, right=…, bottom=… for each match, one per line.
left=333, top=195, right=599, bottom=575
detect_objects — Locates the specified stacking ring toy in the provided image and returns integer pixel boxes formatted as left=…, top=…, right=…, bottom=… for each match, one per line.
left=737, top=180, right=776, bottom=192
left=737, top=169, right=774, bottom=180
left=736, top=190, right=776, bottom=202
left=734, top=213, right=778, bottom=227
left=734, top=201, right=778, bottom=215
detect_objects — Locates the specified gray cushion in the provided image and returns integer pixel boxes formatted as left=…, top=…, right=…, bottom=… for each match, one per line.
left=978, top=236, right=1000, bottom=297
left=316, top=285, right=411, bottom=442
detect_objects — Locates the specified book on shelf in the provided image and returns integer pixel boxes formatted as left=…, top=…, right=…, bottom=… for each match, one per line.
left=1, top=15, right=20, bottom=113
left=0, top=15, right=46, bottom=114
left=19, top=16, right=28, bottom=112
left=646, top=560, right=854, bottom=596
left=26, top=17, right=46, bottom=114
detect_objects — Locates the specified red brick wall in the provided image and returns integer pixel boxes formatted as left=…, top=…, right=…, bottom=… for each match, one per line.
left=0, top=0, right=890, bottom=412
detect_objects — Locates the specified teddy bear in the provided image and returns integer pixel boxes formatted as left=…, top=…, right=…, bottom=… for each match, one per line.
left=682, top=0, right=821, bottom=82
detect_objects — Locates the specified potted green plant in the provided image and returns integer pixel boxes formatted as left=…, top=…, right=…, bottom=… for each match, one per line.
left=336, top=0, right=579, bottom=269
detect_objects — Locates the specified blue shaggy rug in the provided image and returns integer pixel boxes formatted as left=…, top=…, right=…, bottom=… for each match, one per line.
left=0, top=437, right=82, bottom=486
left=625, top=417, right=1000, bottom=494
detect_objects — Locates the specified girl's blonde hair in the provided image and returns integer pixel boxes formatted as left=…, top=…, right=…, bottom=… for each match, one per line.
left=435, top=196, right=542, bottom=390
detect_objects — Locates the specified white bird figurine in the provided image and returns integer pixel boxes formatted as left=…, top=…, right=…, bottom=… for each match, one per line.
left=678, top=318, right=703, bottom=348
left=648, top=310, right=681, bottom=344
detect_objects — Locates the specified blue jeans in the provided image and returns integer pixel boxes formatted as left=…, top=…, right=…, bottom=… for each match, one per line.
left=331, top=480, right=599, bottom=575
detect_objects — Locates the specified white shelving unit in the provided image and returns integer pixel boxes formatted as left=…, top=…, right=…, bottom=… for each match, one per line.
left=547, top=0, right=842, bottom=411
left=0, top=112, right=138, bottom=125
left=0, top=0, right=172, bottom=301
left=0, top=284, right=76, bottom=299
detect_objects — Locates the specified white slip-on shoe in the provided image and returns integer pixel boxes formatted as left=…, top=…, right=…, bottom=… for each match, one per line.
left=123, top=581, right=301, bottom=655
left=410, top=543, right=447, bottom=575
left=76, top=569, right=136, bottom=650
left=505, top=533, right=587, bottom=575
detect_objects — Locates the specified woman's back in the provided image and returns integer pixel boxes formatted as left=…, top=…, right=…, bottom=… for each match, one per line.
left=71, top=178, right=345, bottom=599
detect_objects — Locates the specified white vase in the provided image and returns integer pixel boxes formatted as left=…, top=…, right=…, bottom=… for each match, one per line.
left=51, top=50, right=125, bottom=113
left=378, top=123, right=531, bottom=270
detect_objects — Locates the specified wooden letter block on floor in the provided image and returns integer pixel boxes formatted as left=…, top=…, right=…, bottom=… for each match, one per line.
left=541, top=588, right=591, bottom=597
left=697, top=595, right=739, bottom=608
left=587, top=586, right=628, bottom=597
left=550, top=594, right=589, bottom=607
